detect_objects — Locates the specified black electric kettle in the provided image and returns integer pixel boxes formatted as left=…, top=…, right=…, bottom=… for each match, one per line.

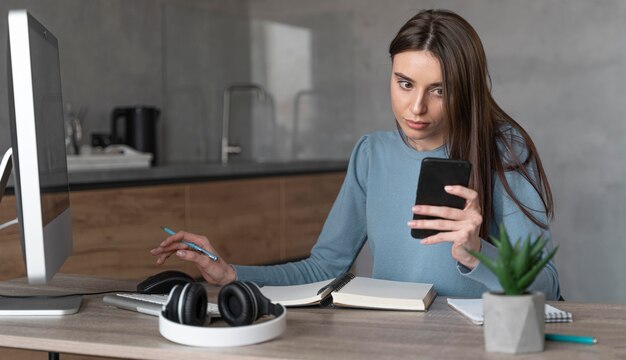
left=111, top=106, right=160, bottom=165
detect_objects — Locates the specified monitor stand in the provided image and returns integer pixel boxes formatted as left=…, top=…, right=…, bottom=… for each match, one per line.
left=0, top=295, right=82, bottom=315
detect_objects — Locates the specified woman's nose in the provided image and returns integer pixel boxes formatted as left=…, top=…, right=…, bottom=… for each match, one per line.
left=410, top=94, right=427, bottom=115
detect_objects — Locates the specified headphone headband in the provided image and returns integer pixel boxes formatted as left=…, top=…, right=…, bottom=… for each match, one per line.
left=158, top=303, right=287, bottom=347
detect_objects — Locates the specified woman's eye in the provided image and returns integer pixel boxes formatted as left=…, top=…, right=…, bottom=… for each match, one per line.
left=432, top=87, right=444, bottom=96
left=398, top=81, right=413, bottom=90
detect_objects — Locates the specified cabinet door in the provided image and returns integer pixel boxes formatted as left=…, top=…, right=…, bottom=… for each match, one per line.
left=283, top=173, right=344, bottom=260
left=187, top=178, right=281, bottom=265
left=62, top=184, right=198, bottom=279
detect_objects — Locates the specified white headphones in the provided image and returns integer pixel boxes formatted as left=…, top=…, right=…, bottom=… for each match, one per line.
left=158, top=281, right=287, bottom=347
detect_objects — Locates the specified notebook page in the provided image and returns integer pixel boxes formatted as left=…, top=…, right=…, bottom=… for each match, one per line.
left=447, top=298, right=573, bottom=325
left=339, top=277, right=433, bottom=300
left=447, top=298, right=484, bottom=324
left=259, top=280, right=328, bottom=306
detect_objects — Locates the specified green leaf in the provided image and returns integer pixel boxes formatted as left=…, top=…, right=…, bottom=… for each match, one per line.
left=499, top=272, right=524, bottom=295
left=488, top=234, right=501, bottom=249
left=530, top=236, right=548, bottom=258
left=512, top=234, right=531, bottom=279
left=497, top=224, right=513, bottom=266
left=517, top=246, right=558, bottom=290
left=466, top=248, right=499, bottom=275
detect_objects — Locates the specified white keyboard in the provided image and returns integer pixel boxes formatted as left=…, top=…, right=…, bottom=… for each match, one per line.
left=117, top=292, right=170, bottom=304
left=103, top=292, right=220, bottom=317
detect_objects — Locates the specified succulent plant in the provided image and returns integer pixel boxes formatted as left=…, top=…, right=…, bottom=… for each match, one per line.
left=467, top=224, right=558, bottom=295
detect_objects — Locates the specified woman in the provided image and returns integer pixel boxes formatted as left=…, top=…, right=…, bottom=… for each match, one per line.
left=151, top=9, right=560, bottom=299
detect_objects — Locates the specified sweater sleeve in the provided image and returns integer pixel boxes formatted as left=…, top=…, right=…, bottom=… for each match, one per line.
left=233, top=136, right=370, bottom=286
left=458, top=163, right=561, bottom=300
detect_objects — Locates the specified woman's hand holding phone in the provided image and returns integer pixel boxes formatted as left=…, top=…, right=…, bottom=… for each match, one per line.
left=408, top=158, right=482, bottom=269
left=409, top=185, right=483, bottom=269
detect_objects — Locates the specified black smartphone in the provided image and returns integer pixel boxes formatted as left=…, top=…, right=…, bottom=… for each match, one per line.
left=411, top=158, right=472, bottom=239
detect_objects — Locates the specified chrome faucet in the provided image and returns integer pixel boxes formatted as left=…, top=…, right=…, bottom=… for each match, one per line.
left=221, top=83, right=267, bottom=164
left=292, top=89, right=317, bottom=159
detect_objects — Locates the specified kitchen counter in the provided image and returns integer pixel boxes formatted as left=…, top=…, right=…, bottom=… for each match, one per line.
left=67, top=160, right=348, bottom=190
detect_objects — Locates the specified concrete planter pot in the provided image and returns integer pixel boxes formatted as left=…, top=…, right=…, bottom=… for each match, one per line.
left=483, top=291, right=545, bottom=354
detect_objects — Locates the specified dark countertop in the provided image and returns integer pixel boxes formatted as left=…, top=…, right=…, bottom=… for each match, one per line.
left=66, top=160, right=348, bottom=191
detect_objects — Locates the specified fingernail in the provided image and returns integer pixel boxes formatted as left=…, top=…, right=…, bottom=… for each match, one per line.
left=412, top=205, right=420, bottom=211
left=407, top=220, right=415, bottom=227
left=176, top=250, right=185, bottom=256
left=445, top=185, right=453, bottom=191
left=160, top=241, right=166, bottom=246
left=420, top=239, right=427, bottom=244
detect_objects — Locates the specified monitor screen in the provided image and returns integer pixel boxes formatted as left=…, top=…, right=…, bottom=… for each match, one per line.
left=7, top=9, right=73, bottom=285
left=28, top=10, right=70, bottom=227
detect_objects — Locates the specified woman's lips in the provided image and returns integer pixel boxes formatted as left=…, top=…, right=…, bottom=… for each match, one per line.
left=405, top=119, right=429, bottom=130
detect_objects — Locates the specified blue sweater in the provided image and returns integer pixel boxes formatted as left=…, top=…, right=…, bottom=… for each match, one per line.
left=235, top=131, right=561, bottom=300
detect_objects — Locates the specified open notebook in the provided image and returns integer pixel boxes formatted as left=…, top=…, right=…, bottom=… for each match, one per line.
left=259, top=273, right=436, bottom=311
left=447, top=298, right=573, bottom=325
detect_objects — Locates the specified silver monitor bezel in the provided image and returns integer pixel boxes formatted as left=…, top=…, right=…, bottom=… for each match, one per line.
left=7, top=9, right=73, bottom=285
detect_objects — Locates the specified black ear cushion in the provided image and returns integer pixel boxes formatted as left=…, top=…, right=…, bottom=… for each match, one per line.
left=164, top=284, right=184, bottom=323
left=179, top=283, right=208, bottom=326
left=218, top=281, right=257, bottom=327
left=243, top=281, right=277, bottom=317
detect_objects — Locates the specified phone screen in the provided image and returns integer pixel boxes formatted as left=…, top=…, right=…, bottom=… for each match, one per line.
left=411, top=158, right=472, bottom=239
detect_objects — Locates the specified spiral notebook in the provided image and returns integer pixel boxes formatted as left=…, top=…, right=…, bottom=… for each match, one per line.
left=447, top=298, right=573, bottom=325
left=259, top=272, right=436, bottom=311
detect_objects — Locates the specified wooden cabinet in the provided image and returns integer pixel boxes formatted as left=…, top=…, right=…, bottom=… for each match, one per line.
left=0, top=172, right=344, bottom=281
left=63, top=184, right=195, bottom=279
left=283, top=173, right=345, bottom=260
left=187, top=178, right=282, bottom=266
left=0, top=196, right=23, bottom=281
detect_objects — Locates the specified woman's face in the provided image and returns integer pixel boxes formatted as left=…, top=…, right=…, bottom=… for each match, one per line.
left=390, top=50, right=446, bottom=151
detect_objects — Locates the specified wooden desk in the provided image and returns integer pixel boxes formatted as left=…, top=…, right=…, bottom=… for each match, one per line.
left=0, top=275, right=625, bottom=360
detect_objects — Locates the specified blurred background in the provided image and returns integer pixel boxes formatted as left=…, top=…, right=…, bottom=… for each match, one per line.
left=0, top=0, right=625, bottom=304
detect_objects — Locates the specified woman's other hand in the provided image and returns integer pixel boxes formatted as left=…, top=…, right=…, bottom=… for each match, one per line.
left=149, top=231, right=236, bottom=285
left=408, top=185, right=483, bottom=269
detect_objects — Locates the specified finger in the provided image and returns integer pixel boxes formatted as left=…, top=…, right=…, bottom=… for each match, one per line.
left=153, top=243, right=188, bottom=264
left=156, top=252, right=174, bottom=265
left=408, top=218, right=458, bottom=232
left=421, top=228, right=478, bottom=249
left=444, top=185, right=480, bottom=209
left=151, top=242, right=187, bottom=255
left=178, top=231, right=212, bottom=247
left=420, top=229, right=470, bottom=245
left=158, top=230, right=207, bottom=247
left=159, top=232, right=183, bottom=247
left=175, top=249, right=217, bottom=270
left=419, top=232, right=454, bottom=245
left=412, top=205, right=464, bottom=221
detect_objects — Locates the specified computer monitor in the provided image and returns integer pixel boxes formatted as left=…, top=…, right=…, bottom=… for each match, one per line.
left=0, top=9, right=81, bottom=315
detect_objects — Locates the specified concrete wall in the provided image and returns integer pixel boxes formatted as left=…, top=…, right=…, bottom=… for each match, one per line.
left=1, top=0, right=625, bottom=303
left=0, top=0, right=249, bottom=164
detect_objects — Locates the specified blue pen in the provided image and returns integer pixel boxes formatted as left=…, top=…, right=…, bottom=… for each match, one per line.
left=545, top=333, right=597, bottom=345
left=161, top=226, right=219, bottom=261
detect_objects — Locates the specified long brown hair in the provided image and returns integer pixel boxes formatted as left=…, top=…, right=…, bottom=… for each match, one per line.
left=389, top=9, right=553, bottom=237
